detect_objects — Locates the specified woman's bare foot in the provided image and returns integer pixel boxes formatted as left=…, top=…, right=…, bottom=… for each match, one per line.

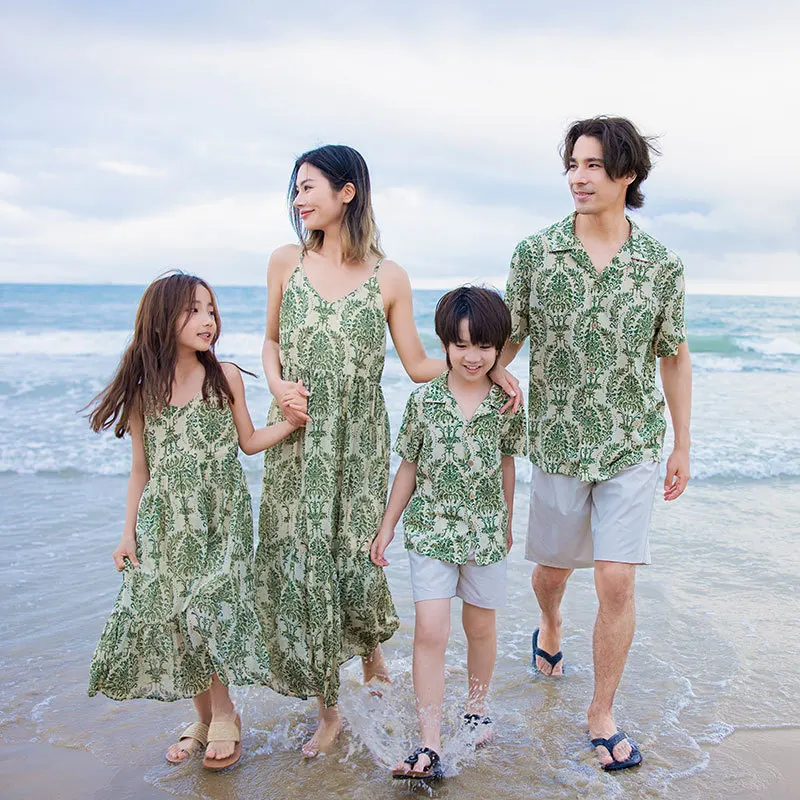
left=302, top=705, right=342, bottom=758
left=362, top=647, right=391, bottom=696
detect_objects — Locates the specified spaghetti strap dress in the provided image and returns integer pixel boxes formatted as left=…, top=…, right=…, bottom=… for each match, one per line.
left=255, top=257, right=399, bottom=706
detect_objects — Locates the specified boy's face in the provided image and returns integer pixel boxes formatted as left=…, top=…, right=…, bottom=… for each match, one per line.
left=444, top=318, right=498, bottom=383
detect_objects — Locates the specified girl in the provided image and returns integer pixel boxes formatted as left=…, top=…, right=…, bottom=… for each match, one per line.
left=257, top=144, right=462, bottom=758
left=87, top=271, right=303, bottom=771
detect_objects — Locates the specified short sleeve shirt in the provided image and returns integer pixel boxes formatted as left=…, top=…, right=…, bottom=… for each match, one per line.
left=504, top=213, right=687, bottom=482
left=394, top=372, right=528, bottom=566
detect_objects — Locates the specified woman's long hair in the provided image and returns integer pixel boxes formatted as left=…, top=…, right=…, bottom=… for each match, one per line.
left=288, top=144, right=384, bottom=264
left=87, top=271, right=234, bottom=438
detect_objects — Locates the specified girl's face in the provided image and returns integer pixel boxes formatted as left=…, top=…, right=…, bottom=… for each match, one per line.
left=177, top=284, right=217, bottom=352
left=293, top=163, right=354, bottom=231
left=444, top=318, right=498, bottom=383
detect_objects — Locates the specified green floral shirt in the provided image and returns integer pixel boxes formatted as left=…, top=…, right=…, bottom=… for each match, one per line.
left=505, top=213, right=686, bottom=482
left=395, top=372, right=528, bottom=566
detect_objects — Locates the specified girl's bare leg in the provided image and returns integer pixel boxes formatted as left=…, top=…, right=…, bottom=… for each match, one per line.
left=302, top=699, right=342, bottom=757
left=204, top=674, right=239, bottom=761
left=165, top=689, right=212, bottom=761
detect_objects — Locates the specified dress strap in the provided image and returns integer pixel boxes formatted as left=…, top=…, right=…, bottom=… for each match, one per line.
left=374, top=257, right=384, bottom=272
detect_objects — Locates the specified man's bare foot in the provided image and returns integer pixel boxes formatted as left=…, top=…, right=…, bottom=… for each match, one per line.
left=302, top=714, right=342, bottom=758
left=165, top=721, right=210, bottom=763
left=534, top=623, right=564, bottom=676
left=462, top=712, right=494, bottom=747
left=204, top=712, right=239, bottom=762
left=588, top=713, right=633, bottom=767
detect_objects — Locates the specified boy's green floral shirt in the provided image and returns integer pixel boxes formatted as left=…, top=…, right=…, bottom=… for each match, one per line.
left=395, top=372, right=528, bottom=566
left=505, top=213, right=686, bottom=482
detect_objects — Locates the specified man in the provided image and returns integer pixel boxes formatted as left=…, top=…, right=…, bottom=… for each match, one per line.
left=496, top=116, right=692, bottom=771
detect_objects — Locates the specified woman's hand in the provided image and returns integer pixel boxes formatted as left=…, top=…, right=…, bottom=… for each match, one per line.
left=112, top=536, right=139, bottom=571
left=370, top=526, right=395, bottom=567
left=273, top=379, right=311, bottom=427
left=489, top=363, right=523, bottom=413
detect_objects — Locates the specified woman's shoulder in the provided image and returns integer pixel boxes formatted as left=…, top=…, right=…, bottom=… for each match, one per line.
left=268, top=243, right=302, bottom=272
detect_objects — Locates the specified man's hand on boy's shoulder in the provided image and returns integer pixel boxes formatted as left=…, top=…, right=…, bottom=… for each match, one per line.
left=489, top=364, right=523, bottom=413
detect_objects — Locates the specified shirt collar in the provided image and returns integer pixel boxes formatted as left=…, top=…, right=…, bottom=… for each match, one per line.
left=424, top=371, right=506, bottom=418
left=545, top=212, right=656, bottom=265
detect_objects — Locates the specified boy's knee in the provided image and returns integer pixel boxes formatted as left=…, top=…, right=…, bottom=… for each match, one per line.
left=415, top=619, right=450, bottom=649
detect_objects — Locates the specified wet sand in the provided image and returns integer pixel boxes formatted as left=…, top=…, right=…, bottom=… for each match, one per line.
left=3, top=726, right=800, bottom=799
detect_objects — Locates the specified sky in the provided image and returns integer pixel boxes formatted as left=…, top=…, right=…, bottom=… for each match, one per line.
left=1, top=1, right=799, bottom=293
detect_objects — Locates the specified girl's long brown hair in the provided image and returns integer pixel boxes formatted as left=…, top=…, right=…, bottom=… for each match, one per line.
left=87, top=271, right=234, bottom=438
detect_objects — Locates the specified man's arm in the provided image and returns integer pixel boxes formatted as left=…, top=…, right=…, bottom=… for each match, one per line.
left=660, top=340, right=692, bottom=501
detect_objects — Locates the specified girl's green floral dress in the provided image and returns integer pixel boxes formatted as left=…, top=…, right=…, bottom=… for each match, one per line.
left=256, top=259, right=399, bottom=706
left=88, top=395, right=271, bottom=701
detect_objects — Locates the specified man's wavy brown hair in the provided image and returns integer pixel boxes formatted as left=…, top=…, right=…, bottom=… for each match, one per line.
left=87, top=271, right=234, bottom=438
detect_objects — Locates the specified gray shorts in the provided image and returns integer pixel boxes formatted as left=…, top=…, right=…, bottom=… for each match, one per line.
left=525, top=461, right=660, bottom=569
left=407, top=550, right=508, bottom=609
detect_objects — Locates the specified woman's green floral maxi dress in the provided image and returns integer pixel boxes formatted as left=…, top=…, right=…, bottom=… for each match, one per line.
left=256, top=260, right=399, bottom=706
left=88, top=395, right=271, bottom=701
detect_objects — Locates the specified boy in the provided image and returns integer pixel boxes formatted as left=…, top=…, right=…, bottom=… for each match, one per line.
left=370, top=286, right=527, bottom=780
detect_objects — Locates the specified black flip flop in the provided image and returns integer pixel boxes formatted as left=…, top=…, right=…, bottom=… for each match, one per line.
left=590, top=729, right=643, bottom=771
left=392, top=746, right=444, bottom=781
left=532, top=628, right=563, bottom=673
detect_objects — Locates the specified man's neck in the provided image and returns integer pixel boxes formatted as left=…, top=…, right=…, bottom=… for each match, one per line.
left=574, top=209, right=630, bottom=244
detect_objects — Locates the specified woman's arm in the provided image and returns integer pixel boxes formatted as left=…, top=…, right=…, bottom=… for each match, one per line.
left=112, top=410, right=148, bottom=571
left=370, top=459, right=418, bottom=566
left=381, top=261, right=446, bottom=383
left=263, top=245, right=310, bottom=425
left=502, top=454, right=515, bottom=552
left=223, top=363, right=302, bottom=455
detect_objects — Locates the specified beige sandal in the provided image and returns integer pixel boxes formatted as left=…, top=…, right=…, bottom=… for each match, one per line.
left=202, top=714, right=242, bottom=771
left=165, top=721, right=209, bottom=764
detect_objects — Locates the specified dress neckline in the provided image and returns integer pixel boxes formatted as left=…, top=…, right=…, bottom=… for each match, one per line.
left=297, top=257, right=383, bottom=305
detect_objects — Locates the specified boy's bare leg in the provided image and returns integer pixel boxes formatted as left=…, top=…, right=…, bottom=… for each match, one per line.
left=462, top=602, right=497, bottom=746
left=362, top=645, right=390, bottom=686
left=532, top=564, right=572, bottom=675
left=588, top=560, right=636, bottom=766
left=395, top=598, right=450, bottom=774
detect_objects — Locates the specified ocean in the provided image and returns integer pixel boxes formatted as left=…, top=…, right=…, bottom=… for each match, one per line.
left=1, top=283, right=799, bottom=799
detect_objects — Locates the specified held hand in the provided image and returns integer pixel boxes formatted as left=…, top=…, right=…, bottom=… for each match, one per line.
left=112, top=537, right=139, bottom=571
left=664, top=447, right=690, bottom=501
left=370, top=527, right=394, bottom=567
left=489, top=364, right=523, bottom=414
left=276, top=379, right=311, bottom=427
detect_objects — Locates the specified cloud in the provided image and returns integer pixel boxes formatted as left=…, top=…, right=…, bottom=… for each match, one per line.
left=0, top=6, right=798, bottom=288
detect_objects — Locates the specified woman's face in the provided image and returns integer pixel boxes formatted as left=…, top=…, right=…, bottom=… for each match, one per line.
left=293, top=162, right=353, bottom=231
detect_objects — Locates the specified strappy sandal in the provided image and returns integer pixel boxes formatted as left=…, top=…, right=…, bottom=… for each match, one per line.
left=202, top=714, right=242, bottom=771
left=532, top=628, right=564, bottom=674
left=461, top=712, right=494, bottom=746
left=165, top=721, right=209, bottom=764
left=392, top=746, right=444, bottom=780
left=590, top=729, right=643, bottom=772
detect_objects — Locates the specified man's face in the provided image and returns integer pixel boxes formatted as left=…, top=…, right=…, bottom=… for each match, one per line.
left=567, top=135, right=633, bottom=216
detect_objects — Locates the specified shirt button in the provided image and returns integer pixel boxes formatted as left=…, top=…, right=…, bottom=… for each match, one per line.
left=587, top=366, right=595, bottom=374
left=467, top=459, right=474, bottom=467
left=591, top=322, right=598, bottom=330
left=466, top=426, right=473, bottom=435
left=469, top=491, right=476, bottom=500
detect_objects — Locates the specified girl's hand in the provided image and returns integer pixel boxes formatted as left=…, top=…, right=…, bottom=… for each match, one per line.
left=113, top=537, right=139, bottom=571
left=489, top=364, right=523, bottom=413
left=274, top=379, right=311, bottom=427
left=506, top=527, right=513, bottom=553
left=370, top=526, right=395, bottom=567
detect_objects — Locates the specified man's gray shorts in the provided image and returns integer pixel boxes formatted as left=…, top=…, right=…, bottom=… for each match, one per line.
left=525, top=461, right=660, bottom=569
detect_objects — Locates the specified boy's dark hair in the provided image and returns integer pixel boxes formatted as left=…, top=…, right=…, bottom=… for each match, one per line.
left=434, top=286, right=511, bottom=368
left=561, top=116, right=661, bottom=209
